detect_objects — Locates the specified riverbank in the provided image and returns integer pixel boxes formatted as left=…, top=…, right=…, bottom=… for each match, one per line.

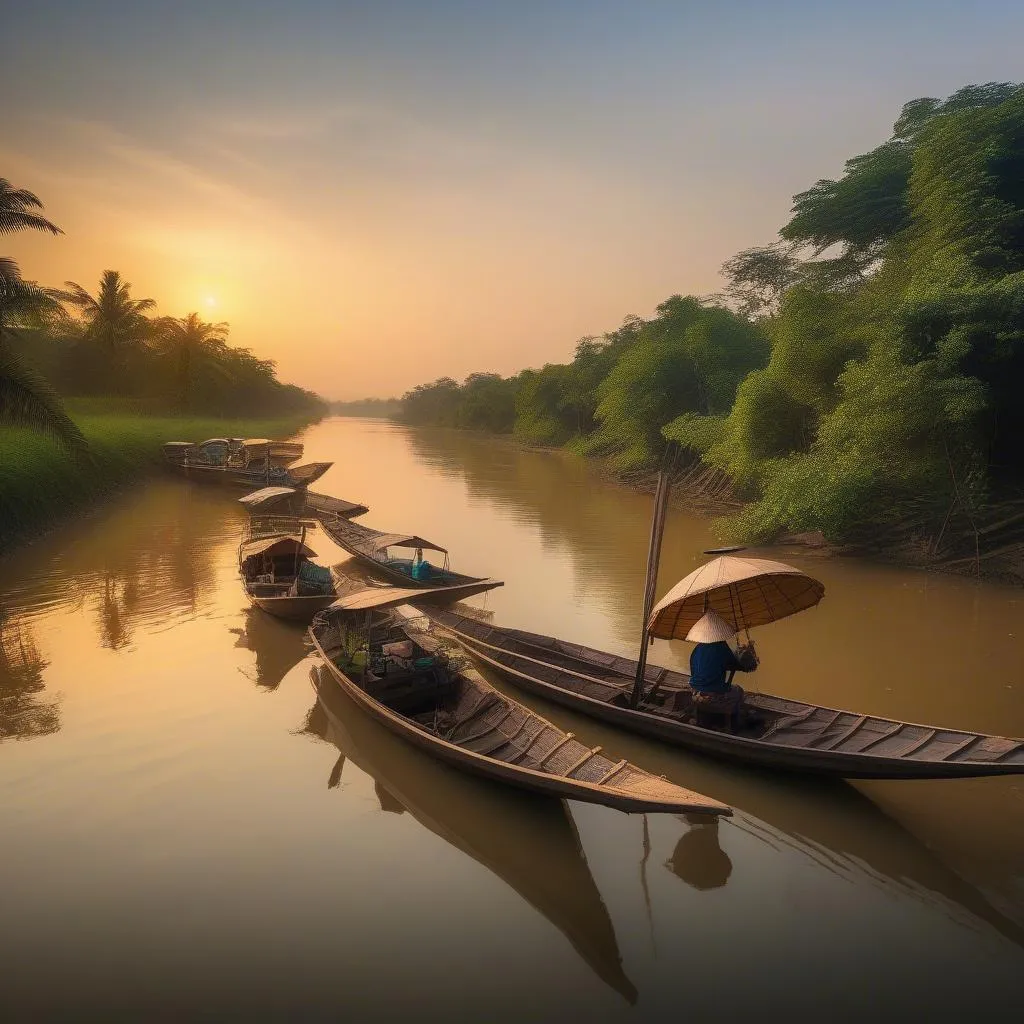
left=614, top=459, right=1024, bottom=585
left=395, top=422, right=1024, bottom=585
left=0, top=403, right=321, bottom=553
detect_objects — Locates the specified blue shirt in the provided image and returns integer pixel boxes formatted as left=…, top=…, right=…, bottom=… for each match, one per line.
left=689, top=641, right=742, bottom=694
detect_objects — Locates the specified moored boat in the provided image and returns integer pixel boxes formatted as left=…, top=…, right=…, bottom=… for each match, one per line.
left=304, top=669, right=639, bottom=1003
left=239, top=485, right=370, bottom=520
left=421, top=606, right=1024, bottom=779
left=307, top=594, right=730, bottom=815
left=314, top=513, right=502, bottom=597
left=162, top=437, right=332, bottom=489
left=238, top=516, right=338, bottom=622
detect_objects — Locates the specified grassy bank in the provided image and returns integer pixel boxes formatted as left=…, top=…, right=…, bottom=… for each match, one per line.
left=0, top=402, right=321, bottom=552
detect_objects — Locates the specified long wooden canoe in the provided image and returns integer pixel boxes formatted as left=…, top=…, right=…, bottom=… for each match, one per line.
left=422, top=608, right=1024, bottom=780
left=305, top=668, right=638, bottom=1003
left=307, top=602, right=730, bottom=814
left=313, top=513, right=502, bottom=596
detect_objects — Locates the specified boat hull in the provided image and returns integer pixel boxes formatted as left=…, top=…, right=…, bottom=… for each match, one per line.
left=250, top=592, right=337, bottom=622
left=307, top=619, right=729, bottom=815
left=168, top=461, right=332, bottom=489
left=427, top=613, right=1024, bottom=781
left=315, top=514, right=501, bottom=593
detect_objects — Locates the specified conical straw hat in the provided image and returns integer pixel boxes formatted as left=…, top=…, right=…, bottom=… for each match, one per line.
left=685, top=609, right=737, bottom=644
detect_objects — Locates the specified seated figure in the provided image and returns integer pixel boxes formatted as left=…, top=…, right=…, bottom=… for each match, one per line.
left=686, top=609, right=757, bottom=725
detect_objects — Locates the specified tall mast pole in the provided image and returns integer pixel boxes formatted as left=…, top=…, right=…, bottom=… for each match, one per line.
left=630, top=452, right=673, bottom=708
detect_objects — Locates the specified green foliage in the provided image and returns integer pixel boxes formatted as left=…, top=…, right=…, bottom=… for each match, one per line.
left=330, top=397, right=401, bottom=417
left=585, top=297, right=768, bottom=471
left=399, top=377, right=462, bottom=427
left=1, top=183, right=84, bottom=452
left=454, top=373, right=518, bottom=433
left=513, top=364, right=574, bottom=444
left=0, top=409, right=318, bottom=551
left=397, top=82, right=1024, bottom=553
left=781, top=83, right=1019, bottom=265
left=708, top=83, right=1024, bottom=543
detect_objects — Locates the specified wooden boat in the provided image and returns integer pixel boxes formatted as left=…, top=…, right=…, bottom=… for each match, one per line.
left=162, top=437, right=332, bottom=490
left=304, top=668, right=638, bottom=1003
left=307, top=597, right=730, bottom=814
left=238, top=517, right=338, bottom=622
left=314, top=513, right=502, bottom=597
left=239, top=486, right=369, bottom=520
left=421, top=608, right=1024, bottom=780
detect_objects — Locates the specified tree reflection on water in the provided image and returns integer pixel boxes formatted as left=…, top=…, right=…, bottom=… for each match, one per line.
left=0, top=610, right=59, bottom=740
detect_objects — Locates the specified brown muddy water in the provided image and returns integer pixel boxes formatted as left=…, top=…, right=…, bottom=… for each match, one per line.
left=1, top=416, right=1022, bottom=1022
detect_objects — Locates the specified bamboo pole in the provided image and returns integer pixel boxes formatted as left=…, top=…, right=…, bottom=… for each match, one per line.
left=630, top=461, right=673, bottom=708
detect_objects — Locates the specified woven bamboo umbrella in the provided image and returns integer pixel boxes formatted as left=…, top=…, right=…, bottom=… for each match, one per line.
left=647, top=554, right=824, bottom=641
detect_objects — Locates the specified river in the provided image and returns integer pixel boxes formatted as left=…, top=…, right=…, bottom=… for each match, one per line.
left=1, top=416, right=1021, bottom=1022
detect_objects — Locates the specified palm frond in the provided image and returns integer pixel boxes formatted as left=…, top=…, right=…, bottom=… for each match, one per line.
left=1, top=264, right=69, bottom=333
left=0, top=178, right=62, bottom=236
left=0, top=342, right=87, bottom=452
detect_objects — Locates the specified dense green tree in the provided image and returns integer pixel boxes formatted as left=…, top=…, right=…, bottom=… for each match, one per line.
left=585, top=297, right=767, bottom=471
left=696, top=83, right=1024, bottom=543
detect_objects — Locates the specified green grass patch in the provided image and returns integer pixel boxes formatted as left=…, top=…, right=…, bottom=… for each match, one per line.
left=0, top=410, right=320, bottom=551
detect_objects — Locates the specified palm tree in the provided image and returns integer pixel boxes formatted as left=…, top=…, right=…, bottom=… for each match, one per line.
left=0, top=179, right=86, bottom=452
left=154, top=313, right=232, bottom=409
left=63, top=270, right=156, bottom=367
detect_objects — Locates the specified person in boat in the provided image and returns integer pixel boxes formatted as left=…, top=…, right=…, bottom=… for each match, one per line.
left=686, top=608, right=757, bottom=722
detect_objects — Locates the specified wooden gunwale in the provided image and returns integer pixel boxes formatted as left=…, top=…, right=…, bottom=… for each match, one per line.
left=425, top=610, right=1024, bottom=780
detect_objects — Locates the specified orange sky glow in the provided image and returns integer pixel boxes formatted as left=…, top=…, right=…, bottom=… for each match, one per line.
left=4, top=3, right=1023, bottom=399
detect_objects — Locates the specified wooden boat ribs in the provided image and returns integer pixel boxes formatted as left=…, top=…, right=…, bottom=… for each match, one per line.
left=306, top=602, right=731, bottom=814
left=422, top=608, right=1024, bottom=780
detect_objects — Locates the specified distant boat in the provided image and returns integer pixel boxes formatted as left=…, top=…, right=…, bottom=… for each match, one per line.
left=313, top=513, right=502, bottom=598
left=307, top=595, right=730, bottom=815
left=421, top=606, right=1024, bottom=780
left=240, top=485, right=369, bottom=520
left=238, top=517, right=338, bottom=622
left=162, top=437, right=332, bottom=489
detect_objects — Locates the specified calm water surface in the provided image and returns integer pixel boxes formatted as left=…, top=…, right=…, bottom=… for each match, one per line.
left=1, top=417, right=1022, bottom=1022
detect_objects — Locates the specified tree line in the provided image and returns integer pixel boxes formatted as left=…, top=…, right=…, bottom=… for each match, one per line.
left=1, top=179, right=323, bottom=451
left=399, top=83, right=1024, bottom=553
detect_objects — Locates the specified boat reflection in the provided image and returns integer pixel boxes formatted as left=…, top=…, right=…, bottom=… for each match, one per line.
left=304, top=664, right=638, bottom=1005
left=646, top=745, right=1024, bottom=947
left=0, top=611, right=59, bottom=741
left=233, top=607, right=310, bottom=690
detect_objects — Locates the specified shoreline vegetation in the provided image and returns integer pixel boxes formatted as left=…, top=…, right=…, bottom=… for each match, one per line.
left=1, top=175, right=325, bottom=553
left=391, top=83, right=1024, bottom=585
left=0, top=400, right=322, bottom=553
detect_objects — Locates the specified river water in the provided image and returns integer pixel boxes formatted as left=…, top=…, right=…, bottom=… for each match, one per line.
left=1, top=416, right=1022, bottom=1022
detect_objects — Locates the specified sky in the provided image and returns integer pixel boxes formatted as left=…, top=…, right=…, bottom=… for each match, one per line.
left=3, top=1, right=1023, bottom=399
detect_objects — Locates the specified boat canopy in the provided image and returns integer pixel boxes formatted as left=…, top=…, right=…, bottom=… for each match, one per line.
left=239, top=535, right=318, bottom=561
left=242, top=438, right=273, bottom=448
left=327, top=586, right=436, bottom=612
left=198, top=438, right=229, bottom=447
left=648, top=554, right=824, bottom=640
left=305, top=491, right=370, bottom=519
left=238, top=486, right=297, bottom=509
left=163, top=441, right=195, bottom=448
left=370, top=533, right=448, bottom=554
